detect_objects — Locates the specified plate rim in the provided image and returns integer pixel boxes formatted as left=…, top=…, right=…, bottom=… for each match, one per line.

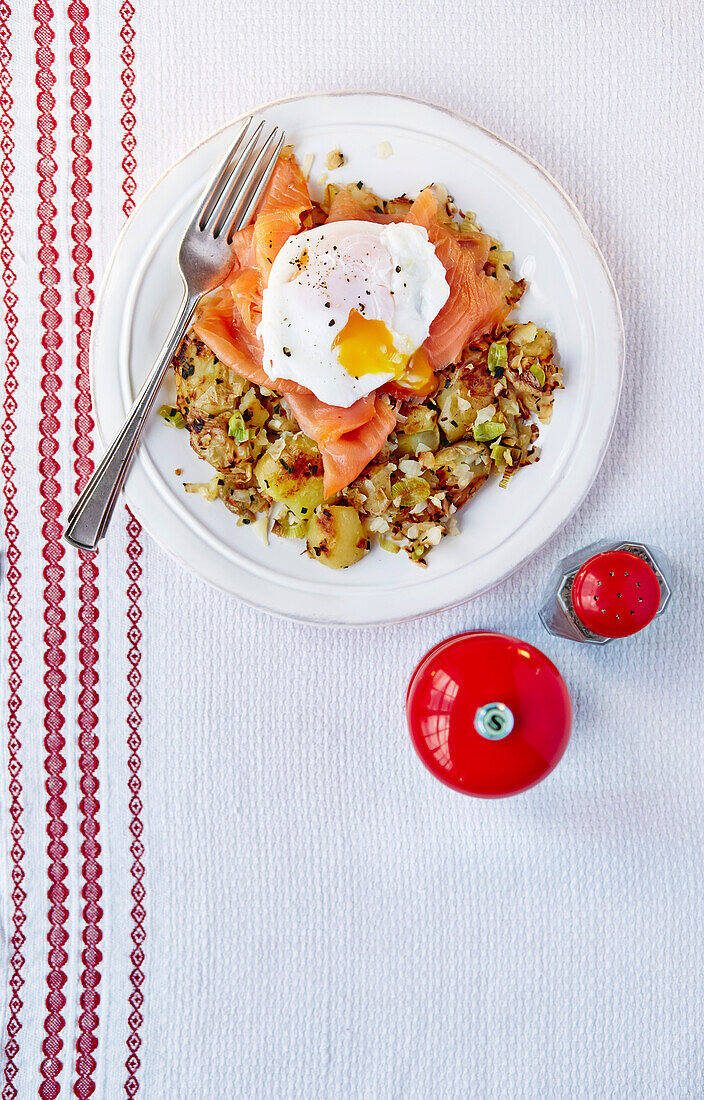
left=90, top=89, right=624, bottom=627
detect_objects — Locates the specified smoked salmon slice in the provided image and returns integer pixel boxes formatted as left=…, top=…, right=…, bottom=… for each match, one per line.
left=195, top=153, right=312, bottom=384
left=195, top=287, right=263, bottom=367
left=405, top=187, right=512, bottom=370
left=227, top=268, right=262, bottom=337
left=194, top=289, right=309, bottom=393
left=320, top=401, right=397, bottom=500
left=253, top=153, right=313, bottom=274
left=283, top=391, right=377, bottom=450
left=225, top=224, right=256, bottom=274
left=286, top=390, right=396, bottom=499
left=258, top=151, right=311, bottom=219
left=326, top=188, right=393, bottom=224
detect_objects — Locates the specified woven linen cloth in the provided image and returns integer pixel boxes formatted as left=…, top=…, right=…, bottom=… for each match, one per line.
left=1, top=2, right=703, bottom=1097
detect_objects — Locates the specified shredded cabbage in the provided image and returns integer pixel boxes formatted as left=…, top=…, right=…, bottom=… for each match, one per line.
left=474, top=404, right=498, bottom=426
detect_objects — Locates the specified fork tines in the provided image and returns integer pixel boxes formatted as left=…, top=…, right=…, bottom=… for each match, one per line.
left=197, top=117, right=285, bottom=242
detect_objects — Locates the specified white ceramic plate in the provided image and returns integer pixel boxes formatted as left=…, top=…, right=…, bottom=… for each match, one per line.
left=91, top=92, right=623, bottom=626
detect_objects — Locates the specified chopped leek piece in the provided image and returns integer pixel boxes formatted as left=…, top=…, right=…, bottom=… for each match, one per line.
left=529, top=363, right=546, bottom=387
left=487, top=342, right=507, bottom=377
left=490, top=443, right=512, bottom=466
left=278, top=515, right=308, bottom=539
left=390, top=476, right=431, bottom=506
left=158, top=404, right=186, bottom=429
left=473, top=420, right=505, bottom=443
left=228, top=411, right=255, bottom=442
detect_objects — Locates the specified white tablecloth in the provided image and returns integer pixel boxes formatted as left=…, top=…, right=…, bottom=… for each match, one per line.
left=2, top=2, right=703, bottom=1097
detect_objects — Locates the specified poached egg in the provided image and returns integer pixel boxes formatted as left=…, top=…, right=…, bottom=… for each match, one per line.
left=258, top=220, right=450, bottom=408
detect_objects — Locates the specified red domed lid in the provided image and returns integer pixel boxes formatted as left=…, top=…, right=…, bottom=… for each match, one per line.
left=406, top=632, right=572, bottom=798
left=571, top=550, right=660, bottom=638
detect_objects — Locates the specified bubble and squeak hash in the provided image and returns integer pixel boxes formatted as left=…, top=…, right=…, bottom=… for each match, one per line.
left=162, top=147, right=561, bottom=569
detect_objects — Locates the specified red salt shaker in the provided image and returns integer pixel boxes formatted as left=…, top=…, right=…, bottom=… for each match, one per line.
left=539, top=539, right=671, bottom=645
left=406, top=632, right=572, bottom=798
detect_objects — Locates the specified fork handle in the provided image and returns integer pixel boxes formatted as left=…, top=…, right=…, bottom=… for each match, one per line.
left=65, top=288, right=200, bottom=551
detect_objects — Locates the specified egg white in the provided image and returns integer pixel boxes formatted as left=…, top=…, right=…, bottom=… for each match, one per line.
left=258, top=220, right=449, bottom=408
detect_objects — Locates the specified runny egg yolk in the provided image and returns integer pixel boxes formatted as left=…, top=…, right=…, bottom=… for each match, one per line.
left=332, top=309, right=436, bottom=396
left=332, top=310, right=405, bottom=376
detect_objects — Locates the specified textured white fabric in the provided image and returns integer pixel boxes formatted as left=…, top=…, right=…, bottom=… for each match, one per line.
left=2, top=2, right=704, bottom=1098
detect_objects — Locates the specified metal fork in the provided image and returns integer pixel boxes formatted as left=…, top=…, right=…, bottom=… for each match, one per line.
left=65, top=117, right=285, bottom=551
